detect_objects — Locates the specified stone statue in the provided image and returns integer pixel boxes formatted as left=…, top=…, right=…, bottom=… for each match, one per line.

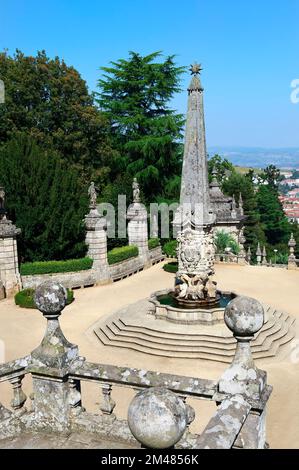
left=0, top=186, right=6, bottom=219
left=88, top=182, right=98, bottom=209
left=0, top=186, right=5, bottom=208
left=175, top=272, right=217, bottom=302
left=132, top=178, right=140, bottom=203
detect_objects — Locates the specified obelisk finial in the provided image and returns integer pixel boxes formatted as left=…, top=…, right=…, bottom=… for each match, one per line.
left=190, top=62, right=202, bottom=75
left=188, top=62, right=204, bottom=92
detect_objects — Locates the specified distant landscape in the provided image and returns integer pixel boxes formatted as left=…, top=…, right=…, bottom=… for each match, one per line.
left=208, top=147, right=299, bottom=169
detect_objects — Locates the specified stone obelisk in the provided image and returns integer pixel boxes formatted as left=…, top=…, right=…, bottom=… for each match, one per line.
left=173, top=64, right=217, bottom=305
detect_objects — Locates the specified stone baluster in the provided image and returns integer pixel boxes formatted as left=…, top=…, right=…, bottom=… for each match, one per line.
left=68, top=378, right=83, bottom=417
left=99, top=383, right=116, bottom=422
left=8, top=374, right=27, bottom=415
left=288, top=233, right=297, bottom=270
left=218, top=296, right=268, bottom=448
left=256, top=242, right=262, bottom=265
left=27, top=281, right=80, bottom=432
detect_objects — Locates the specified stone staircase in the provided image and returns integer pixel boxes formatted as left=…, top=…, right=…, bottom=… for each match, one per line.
left=94, top=305, right=296, bottom=363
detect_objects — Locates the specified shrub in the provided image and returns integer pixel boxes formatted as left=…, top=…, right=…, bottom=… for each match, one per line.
left=15, top=288, right=74, bottom=309
left=20, top=258, right=93, bottom=276
left=148, top=238, right=160, bottom=250
left=107, top=245, right=138, bottom=265
left=163, top=261, right=178, bottom=273
left=163, top=240, right=177, bottom=258
left=214, top=231, right=240, bottom=255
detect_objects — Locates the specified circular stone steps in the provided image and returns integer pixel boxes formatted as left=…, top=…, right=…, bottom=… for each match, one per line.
left=93, top=300, right=296, bottom=363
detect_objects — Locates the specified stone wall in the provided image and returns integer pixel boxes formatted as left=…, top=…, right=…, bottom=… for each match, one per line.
left=21, top=247, right=164, bottom=290
left=21, top=269, right=97, bottom=290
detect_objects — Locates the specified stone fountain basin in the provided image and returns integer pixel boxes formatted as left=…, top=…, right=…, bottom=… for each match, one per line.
left=148, top=288, right=238, bottom=325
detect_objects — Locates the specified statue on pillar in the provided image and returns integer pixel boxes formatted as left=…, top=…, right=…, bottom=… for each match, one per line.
left=0, top=186, right=6, bottom=219
left=88, top=182, right=99, bottom=210
left=132, top=178, right=140, bottom=203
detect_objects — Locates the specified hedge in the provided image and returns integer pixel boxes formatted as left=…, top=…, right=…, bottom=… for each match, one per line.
left=163, top=262, right=178, bottom=273
left=108, top=245, right=139, bottom=265
left=20, top=257, right=93, bottom=276
left=163, top=240, right=177, bottom=258
left=148, top=238, right=160, bottom=250
left=15, top=288, right=74, bottom=309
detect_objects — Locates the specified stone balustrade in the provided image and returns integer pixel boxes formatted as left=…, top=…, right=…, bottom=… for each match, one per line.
left=0, top=281, right=272, bottom=449
left=215, top=253, right=248, bottom=265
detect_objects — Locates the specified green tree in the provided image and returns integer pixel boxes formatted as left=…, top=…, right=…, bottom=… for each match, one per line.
left=256, top=185, right=291, bottom=246
left=0, top=49, right=114, bottom=181
left=222, top=172, right=266, bottom=252
left=0, top=134, right=88, bottom=261
left=214, top=231, right=240, bottom=255
left=260, top=165, right=282, bottom=189
left=97, top=51, right=185, bottom=202
left=208, top=154, right=235, bottom=183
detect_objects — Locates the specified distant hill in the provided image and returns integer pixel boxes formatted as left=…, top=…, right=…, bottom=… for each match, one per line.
left=208, top=147, right=299, bottom=169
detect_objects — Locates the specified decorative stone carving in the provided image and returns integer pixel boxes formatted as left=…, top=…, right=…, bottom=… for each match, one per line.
left=256, top=242, right=262, bottom=265
left=218, top=296, right=266, bottom=401
left=128, top=387, right=188, bottom=449
left=132, top=178, right=140, bottom=203
left=27, top=281, right=80, bottom=432
left=88, top=182, right=98, bottom=210
left=288, top=233, right=297, bottom=270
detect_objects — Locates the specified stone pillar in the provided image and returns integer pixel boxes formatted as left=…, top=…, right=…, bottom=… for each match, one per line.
left=237, top=227, right=246, bottom=265
left=231, top=194, right=237, bottom=219
left=27, top=281, right=81, bottom=432
left=85, top=208, right=111, bottom=284
left=238, top=193, right=244, bottom=217
left=288, top=233, right=297, bottom=270
left=218, top=296, right=269, bottom=448
left=0, top=187, right=21, bottom=297
left=127, top=178, right=150, bottom=266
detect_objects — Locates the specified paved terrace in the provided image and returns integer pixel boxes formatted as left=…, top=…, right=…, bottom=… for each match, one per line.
left=0, top=262, right=298, bottom=449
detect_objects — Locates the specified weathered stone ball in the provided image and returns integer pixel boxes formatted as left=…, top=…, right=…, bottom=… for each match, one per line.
left=34, top=281, right=67, bottom=315
left=128, top=387, right=188, bottom=449
left=224, top=295, right=264, bottom=337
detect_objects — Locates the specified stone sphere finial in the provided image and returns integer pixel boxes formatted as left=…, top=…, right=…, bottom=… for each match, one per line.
left=224, top=296, right=264, bottom=337
left=128, top=387, right=188, bottom=449
left=34, top=281, right=67, bottom=317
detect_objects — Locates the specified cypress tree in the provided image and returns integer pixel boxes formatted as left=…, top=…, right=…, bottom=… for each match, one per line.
left=0, top=134, right=88, bottom=261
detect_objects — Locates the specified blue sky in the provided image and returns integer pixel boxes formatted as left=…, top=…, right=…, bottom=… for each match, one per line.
left=1, top=0, right=298, bottom=147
